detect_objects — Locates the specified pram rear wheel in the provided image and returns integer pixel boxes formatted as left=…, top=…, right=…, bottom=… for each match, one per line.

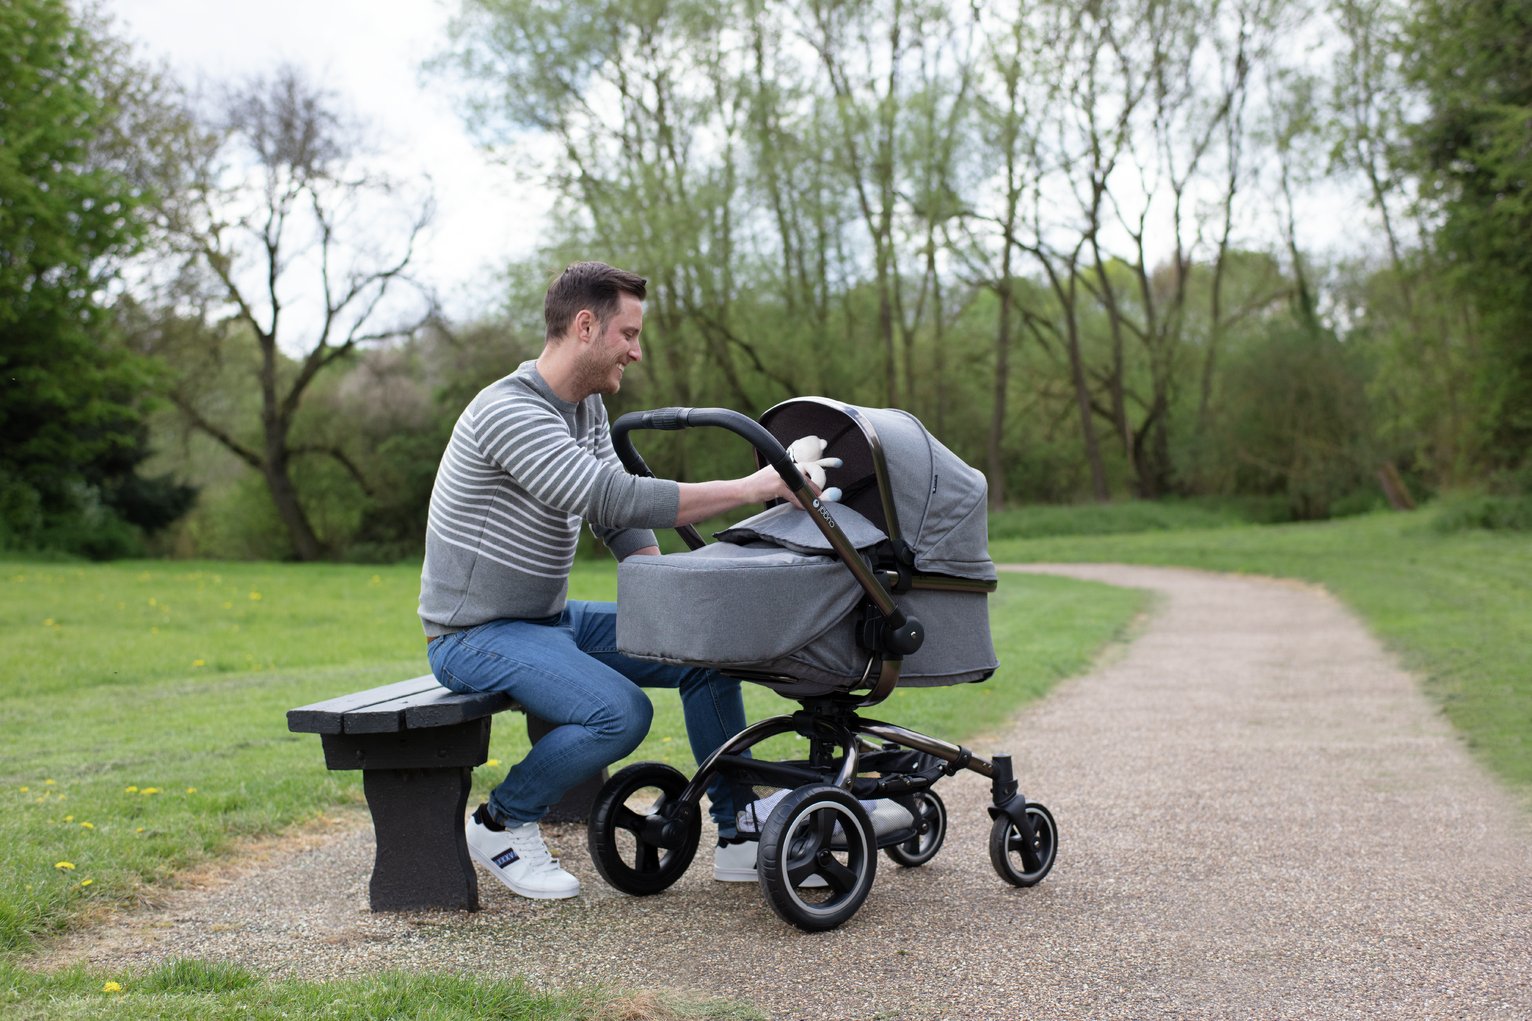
left=883, top=790, right=946, bottom=867
left=588, top=762, right=700, bottom=896
left=757, top=785, right=877, bottom=932
left=988, top=802, right=1057, bottom=887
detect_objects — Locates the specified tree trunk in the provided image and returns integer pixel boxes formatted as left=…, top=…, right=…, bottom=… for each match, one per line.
left=988, top=278, right=1014, bottom=511
left=264, top=451, right=324, bottom=561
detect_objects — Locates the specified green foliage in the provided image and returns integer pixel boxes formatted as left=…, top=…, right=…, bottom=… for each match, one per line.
left=0, top=1, right=195, bottom=558
left=1202, top=320, right=1374, bottom=519
left=1429, top=492, right=1532, bottom=534
left=1402, top=0, right=1532, bottom=475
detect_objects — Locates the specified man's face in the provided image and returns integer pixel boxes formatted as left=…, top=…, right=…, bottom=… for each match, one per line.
left=574, top=292, right=643, bottom=397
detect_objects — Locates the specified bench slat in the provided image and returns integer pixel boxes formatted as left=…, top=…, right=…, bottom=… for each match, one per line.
left=287, top=676, right=441, bottom=734
left=404, top=689, right=520, bottom=729
left=342, top=686, right=519, bottom=734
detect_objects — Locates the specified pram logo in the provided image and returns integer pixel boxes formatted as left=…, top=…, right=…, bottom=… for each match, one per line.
left=810, top=499, right=838, bottom=530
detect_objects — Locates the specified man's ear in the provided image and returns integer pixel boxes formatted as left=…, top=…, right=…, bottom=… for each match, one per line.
left=574, top=308, right=596, bottom=343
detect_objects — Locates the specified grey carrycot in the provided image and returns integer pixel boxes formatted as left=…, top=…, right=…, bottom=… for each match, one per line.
left=616, top=398, right=999, bottom=697
left=586, top=398, right=1057, bottom=933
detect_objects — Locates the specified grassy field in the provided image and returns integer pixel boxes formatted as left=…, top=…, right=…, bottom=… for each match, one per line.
left=990, top=505, right=1532, bottom=797
left=1, top=557, right=1143, bottom=1017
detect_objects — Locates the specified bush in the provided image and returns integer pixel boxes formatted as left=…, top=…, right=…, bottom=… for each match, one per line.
left=1429, top=493, right=1532, bottom=533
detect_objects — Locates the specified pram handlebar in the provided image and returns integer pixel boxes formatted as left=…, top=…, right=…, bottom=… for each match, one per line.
left=611, top=406, right=924, bottom=658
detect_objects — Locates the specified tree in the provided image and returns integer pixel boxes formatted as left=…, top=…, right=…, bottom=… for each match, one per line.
left=0, top=0, right=194, bottom=555
left=1402, top=0, right=1532, bottom=481
left=152, top=66, right=436, bottom=560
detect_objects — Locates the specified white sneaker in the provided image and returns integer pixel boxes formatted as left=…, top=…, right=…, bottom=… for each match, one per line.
left=736, top=790, right=914, bottom=839
left=714, top=837, right=827, bottom=888
left=465, top=805, right=580, bottom=900
left=714, top=838, right=759, bottom=882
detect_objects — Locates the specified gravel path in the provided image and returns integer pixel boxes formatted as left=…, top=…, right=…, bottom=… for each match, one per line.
left=35, top=565, right=1532, bottom=1019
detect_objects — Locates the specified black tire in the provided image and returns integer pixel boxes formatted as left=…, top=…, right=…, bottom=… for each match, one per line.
left=988, top=802, right=1057, bottom=887
left=587, top=762, right=700, bottom=896
left=883, top=790, right=947, bottom=868
left=757, top=785, right=877, bottom=931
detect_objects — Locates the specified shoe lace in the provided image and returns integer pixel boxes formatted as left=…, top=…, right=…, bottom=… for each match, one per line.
left=506, top=827, right=557, bottom=870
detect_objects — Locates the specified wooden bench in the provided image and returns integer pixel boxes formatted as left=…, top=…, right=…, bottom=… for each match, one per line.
left=287, top=676, right=606, bottom=911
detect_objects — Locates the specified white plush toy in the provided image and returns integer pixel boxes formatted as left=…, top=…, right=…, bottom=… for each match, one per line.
left=786, top=435, right=843, bottom=503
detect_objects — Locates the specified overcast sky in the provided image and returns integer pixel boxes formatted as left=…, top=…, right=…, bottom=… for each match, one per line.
left=107, top=0, right=545, bottom=320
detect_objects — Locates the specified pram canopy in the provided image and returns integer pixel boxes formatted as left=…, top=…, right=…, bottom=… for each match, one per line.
left=616, top=398, right=999, bottom=697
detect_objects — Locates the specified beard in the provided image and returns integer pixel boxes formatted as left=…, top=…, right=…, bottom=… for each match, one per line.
left=573, top=329, right=624, bottom=397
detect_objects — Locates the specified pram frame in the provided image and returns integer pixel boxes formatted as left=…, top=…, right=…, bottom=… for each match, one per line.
left=591, top=403, right=1056, bottom=930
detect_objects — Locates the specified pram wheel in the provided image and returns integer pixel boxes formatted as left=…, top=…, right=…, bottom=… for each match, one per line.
left=883, top=790, right=946, bottom=867
left=588, top=762, right=700, bottom=896
left=757, top=785, right=877, bottom=931
left=988, top=802, right=1057, bottom=887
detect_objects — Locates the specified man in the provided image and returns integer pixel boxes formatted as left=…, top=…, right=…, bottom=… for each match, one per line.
left=419, top=261, right=793, bottom=899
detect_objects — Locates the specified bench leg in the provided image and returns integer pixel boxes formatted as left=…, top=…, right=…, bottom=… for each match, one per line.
left=362, top=766, right=479, bottom=911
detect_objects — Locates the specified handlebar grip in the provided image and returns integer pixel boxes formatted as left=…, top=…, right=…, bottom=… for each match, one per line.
left=641, top=408, right=690, bottom=431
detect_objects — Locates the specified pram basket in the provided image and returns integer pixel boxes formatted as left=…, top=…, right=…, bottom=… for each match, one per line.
left=586, top=399, right=1057, bottom=930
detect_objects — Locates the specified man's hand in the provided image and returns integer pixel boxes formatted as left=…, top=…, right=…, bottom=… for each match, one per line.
left=673, top=466, right=820, bottom=525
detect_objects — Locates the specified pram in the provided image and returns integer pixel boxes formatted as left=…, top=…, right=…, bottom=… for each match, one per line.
left=586, top=398, right=1057, bottom=930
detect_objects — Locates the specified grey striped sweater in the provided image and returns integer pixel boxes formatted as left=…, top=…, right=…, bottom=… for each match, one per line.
left=418, top=360, right=680, bottom=636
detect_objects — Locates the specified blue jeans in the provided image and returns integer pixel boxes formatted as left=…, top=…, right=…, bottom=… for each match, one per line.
left=427, top=600, right=744, bottom=834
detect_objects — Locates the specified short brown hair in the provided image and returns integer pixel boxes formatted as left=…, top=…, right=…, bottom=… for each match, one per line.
left=544, top=261, right=647, bottom=341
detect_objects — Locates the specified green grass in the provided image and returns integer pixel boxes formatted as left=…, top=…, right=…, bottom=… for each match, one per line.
left=0, top=958, right=764, bottom=1020
left=2, top=556, right=1142, bottom=1016
left=990, top=506, right=1532, bottom=798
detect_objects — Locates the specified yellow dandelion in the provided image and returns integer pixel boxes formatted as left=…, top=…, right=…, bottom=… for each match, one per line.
left=248, top=591, right=262, bottom=601
left=18, top=786, right=28, bottom=793
left=135, top=827, right=145, bottom=833
left=124, top=785, right=138, bottom=793
left=485, top=759, right=500, bottom=767
left=102, top=981, right=122, bottom=993
left=140, top=787, right=161, bottom=796
left=192, top=659, right=206, bottom=668
left=184, top=787, right=197, bottom=794
left=55, top=861, right=75, bottom=871
left=148, top=597, right=157, bottom=606
left=44, top=779, right=55, bottom=786
left=80, top=821, right=94, bottom=829
left=80, top=878, right=93, bottom=887
left=42, top=618, right=55, bottom=627
left=369, top=574, right=382, bottom=585
left=64, top=815, right=73, bottom=822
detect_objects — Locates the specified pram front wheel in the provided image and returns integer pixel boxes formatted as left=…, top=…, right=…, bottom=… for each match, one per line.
left=588, top=762, right=700, bottom=896
left=883, top=789, right=946, bottom=867
left=757, top=785, right=877, bottom=931
left=988, top=802, right=1057, bottom=887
